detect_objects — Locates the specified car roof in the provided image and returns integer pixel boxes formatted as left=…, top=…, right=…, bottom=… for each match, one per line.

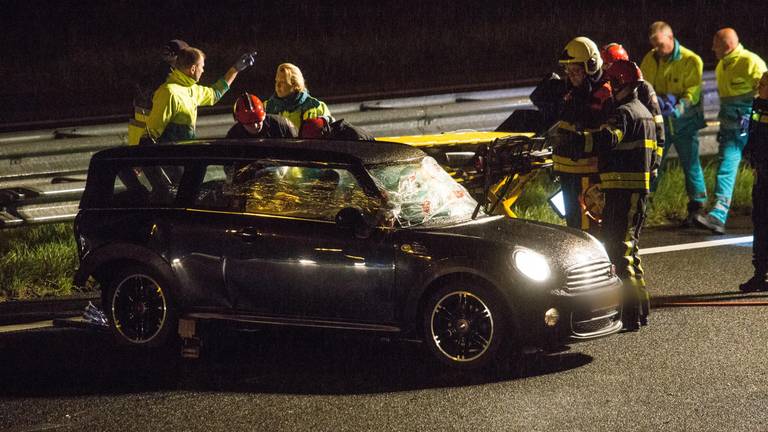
left=93, top=138, right=427, bottom=166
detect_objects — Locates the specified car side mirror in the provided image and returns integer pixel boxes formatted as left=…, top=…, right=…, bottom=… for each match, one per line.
left=335, top=207, right=371, bottom=239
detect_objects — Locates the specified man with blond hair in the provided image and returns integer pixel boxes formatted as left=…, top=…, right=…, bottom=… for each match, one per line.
left=640, top=21, right=707, bottom=226
left=265, top=63, right=332, bottom=130
left=695, top=28, right=767, bottom=234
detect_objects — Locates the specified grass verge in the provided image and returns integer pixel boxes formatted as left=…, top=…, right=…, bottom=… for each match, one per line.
left=0, top=160, right=755, bottom=301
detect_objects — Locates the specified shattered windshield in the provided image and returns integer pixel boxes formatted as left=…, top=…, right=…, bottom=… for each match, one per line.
left=368, top=156, right=479, bottom=228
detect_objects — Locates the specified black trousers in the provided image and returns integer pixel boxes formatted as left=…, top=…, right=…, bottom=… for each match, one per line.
left=752, top=163, right=768, bottom=275
left=600, top=190, right=649, bottom=320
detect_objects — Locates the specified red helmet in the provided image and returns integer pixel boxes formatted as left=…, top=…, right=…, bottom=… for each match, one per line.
left=604, top=60, right=643, bottom=89
left=600, top=43, right=629, bottom=65
left=300, top=117, right=329, bottom=139
left=233, top=93, right=266, bottom=124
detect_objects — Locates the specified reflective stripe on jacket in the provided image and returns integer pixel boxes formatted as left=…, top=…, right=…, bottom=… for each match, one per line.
left=264, top=91, right=332, bottom=130
left=637, top=80, right=665, bottom=168
left=550, top=73, right=613, bottom=174
left=144, top=68, right=229, bottom=143
left=747, top=97, right=768, bottom=164
left=575, top=97, right=657, bottom=191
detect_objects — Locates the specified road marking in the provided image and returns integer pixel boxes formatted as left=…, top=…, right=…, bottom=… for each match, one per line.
left=640, top=236, right=753, bottom=255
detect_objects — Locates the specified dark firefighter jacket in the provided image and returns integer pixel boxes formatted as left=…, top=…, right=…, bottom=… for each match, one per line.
left=637, top=80, right=665, bottom=168
left=746, top=97, right=768, bottom=165
left=225, top=114, right=298, bottom=139
left=568, top=93, right=657, bottom=192
left=531, top=72, right=613, bottom=174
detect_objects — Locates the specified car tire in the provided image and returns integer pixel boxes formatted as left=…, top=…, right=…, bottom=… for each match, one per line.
left=104, top=265, right=177, bottom=349
left=422, top=280, right=509, bottom=370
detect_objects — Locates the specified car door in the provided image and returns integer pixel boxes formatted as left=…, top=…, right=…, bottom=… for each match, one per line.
left=222, top=162, right=397, bottom=324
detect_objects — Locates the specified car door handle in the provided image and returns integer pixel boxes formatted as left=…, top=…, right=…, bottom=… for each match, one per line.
left=234, top=228, right=261, bottom=242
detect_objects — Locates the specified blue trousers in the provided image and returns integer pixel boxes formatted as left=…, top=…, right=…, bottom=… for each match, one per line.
left=653, top=120, right=707, bottom=208
left=708, top=129, right=749, bottom=223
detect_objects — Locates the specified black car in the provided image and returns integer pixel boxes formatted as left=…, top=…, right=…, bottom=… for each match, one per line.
left=73, top=139, right=622, bottom=369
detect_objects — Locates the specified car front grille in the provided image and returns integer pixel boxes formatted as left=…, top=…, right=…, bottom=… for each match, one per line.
left=565, top=259, right=614, bottom=292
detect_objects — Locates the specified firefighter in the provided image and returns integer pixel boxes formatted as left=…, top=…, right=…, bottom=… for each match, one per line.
left=142, top=47, right=258, bottom=144
left=265, top=63, right=332, bottom=131
left=601, top=43, right=665, bottom=182
left=740, top=72, right=768, bottom=292
left=299, top=117, right=375, bottom=141
left=694, top=28, right=767, bottom=234
left=640, top=21, right=707, bottom=226
left=559, top=60, right=657, bottom=330
left=531, top=37, right=613, bottom=233
left=226, top=93, right=297, bottom=139
left=127, top=39, right=188, bottom=146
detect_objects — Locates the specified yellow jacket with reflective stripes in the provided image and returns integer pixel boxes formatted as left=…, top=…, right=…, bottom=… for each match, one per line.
left=572, top=97, right=657, bottom=191
left=142, top=68, right=230, bottom=144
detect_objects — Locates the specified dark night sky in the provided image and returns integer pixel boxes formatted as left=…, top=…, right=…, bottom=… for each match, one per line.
left=2, top=0, right=767, bottom=124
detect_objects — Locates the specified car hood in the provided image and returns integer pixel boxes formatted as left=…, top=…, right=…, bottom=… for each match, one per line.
left=423, top=215, right=607, bottom=268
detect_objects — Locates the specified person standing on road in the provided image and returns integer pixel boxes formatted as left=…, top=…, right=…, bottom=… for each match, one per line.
left=694, top=28, right=767, bottom=235
left=601, top=43, right=665, bottom=183
left=226, top=93, right=297, bottom=139
left=142, top=47, right=258, bottom=144
left=532, top=37, right=613, bottom=233
left=127, top=39, right=188, bottom=146
left=740, top=72, right=768, bottom=292
left=640, top=22, right=707, bottom=226
left=559, top=61, right=657, bottom=330
left=265, top=63, right=332, bottom=131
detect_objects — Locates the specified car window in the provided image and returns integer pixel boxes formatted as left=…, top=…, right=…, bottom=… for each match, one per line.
left=110, top=165, right=184, bottom=208
left=193, top=162, right=380, bottom=221
left=368, top=156, right=478, bottom=227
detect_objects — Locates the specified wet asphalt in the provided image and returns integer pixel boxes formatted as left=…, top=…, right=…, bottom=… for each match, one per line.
left=0, top=219, right=766, bottom=432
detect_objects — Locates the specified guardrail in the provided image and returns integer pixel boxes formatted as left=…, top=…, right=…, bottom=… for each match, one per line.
left=0, top=72, right=723, bottom=228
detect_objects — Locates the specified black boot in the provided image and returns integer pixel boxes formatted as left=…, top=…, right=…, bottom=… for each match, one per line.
left=739, top=274, right=768, bottom=292
left=682, top=201, right=704, bottom=228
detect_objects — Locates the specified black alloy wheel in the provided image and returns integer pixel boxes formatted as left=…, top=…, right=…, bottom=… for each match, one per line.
left=107, top=266, right=175, bottom=347
left=423, top=281, right=507, bottom=369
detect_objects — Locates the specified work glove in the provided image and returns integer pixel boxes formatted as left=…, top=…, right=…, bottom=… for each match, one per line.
left=658, top=94, right=678, bottom=117
left=233, top=51, right=258, bottom=72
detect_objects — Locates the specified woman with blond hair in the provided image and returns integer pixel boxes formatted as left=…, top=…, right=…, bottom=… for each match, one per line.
left=265, top=63, right=331, bottom=130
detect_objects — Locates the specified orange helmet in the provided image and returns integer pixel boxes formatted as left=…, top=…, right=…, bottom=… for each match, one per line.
left=233, top=93, right=266, bottom=124
left=300, top=117, right=329, bottom=139
left=600, top=43, right=629, bottom=65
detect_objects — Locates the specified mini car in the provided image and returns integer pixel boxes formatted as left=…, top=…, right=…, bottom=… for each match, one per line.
left=73, top=139, right=622, bottom=369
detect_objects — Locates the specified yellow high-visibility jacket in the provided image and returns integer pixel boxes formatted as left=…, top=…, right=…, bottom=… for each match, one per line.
left=143, top=68, right=229, bottom=144
left=640, top=39, right=703, bottom=106
left=716, top=44, right=767, bottom=130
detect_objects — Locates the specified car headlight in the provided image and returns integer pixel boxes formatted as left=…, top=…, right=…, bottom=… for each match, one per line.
left=512, top=249, right=551, bottom=282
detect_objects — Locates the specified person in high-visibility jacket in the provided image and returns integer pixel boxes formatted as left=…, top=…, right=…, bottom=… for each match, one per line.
left=127, top=39, right=188, bottom=145
left=532, top=37, right=613, bottom=233
left=640, top=21, right=707, bottom=226
left=264, top=63, right=332, bottom=131
left=740, top=72, right=768, bottom=292
left=142, top=47, right=257, bottom=144
left=694, top=28, right=767, bottom=234
left=557, top=60, right=657, bottom=331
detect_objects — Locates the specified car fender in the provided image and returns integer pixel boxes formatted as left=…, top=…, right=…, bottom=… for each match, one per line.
left=400, top=256, right=519, bottom=332
left=74, top=242, right=180, bottom=300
